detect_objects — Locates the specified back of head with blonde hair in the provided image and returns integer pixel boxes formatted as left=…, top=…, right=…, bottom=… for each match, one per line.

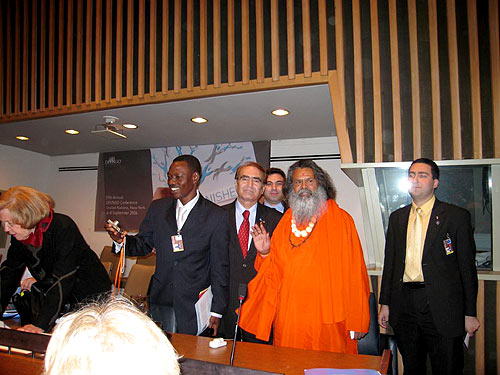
left=44, top=296, right=180, bottom=375
left=0, top=186, right=55, bottom=229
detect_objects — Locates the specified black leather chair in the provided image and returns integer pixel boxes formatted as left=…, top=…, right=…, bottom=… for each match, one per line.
left=358, top=292, right=382, bottom=356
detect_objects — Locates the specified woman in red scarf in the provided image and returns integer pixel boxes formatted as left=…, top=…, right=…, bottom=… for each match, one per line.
left=0, top=186, right=111, bottom=333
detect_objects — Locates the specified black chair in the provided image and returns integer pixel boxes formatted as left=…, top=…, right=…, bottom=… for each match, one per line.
left=358, top=292, right=381, bottom=356
left=358, top=292, right=398, bottom=374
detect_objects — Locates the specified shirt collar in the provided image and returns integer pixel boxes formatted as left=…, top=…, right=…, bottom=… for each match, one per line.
left=177, top=190, right=200, bottom=211
left=235, top=199, right=258, bottom=217
left=264, top=200, right=284, bottom=213
left=412, top=195, right=435, bottom=215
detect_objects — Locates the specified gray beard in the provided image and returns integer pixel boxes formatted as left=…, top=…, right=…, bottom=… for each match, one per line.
left=288, top=185, right=328, bottom=226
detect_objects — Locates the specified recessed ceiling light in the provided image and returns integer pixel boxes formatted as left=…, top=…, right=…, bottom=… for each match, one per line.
left=122, top=123, right=138, bottom=129
left=65, top=129, right=80, bottom=135
left=271, top=109, right=290, bottom=117
left=16, top=136, right=29, bottom=141
left=191, top=117, right=208, bottom=124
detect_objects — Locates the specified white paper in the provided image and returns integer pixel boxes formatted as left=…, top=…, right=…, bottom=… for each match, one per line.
left=464, top=332, right=471, bottom=349
left=195, top=286, right=213, bottom=335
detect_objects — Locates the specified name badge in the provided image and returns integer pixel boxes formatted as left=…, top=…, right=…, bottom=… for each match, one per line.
left=171, top=234, right=184, bottom=252
left=443, top=234, right=454, bottom=255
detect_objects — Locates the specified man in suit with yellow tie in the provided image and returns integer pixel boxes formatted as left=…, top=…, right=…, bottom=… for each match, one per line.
left=378, top=158, right=480, bottom=374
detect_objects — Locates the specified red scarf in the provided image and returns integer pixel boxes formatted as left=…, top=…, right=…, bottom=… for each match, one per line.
left=20, top=210, right=53, bottom=249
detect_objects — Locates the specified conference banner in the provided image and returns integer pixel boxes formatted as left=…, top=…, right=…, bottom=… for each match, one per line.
left=95, top=141, right=269, bottom=231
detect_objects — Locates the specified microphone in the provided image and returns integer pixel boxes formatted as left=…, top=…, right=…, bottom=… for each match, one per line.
left=230, top=283, right=247, bottom=366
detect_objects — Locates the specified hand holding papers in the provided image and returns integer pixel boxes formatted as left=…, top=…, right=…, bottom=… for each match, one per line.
left=195, top=286, right=213, bottom=336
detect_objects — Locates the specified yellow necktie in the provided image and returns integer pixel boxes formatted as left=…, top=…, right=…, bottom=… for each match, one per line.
left=406, top=208, right=423, bottom=281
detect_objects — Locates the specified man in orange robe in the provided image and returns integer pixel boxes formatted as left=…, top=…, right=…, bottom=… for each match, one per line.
left=239, top=160, right=370, bottom=353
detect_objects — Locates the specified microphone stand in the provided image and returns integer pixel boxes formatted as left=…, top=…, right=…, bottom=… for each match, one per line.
left=230, top=284, right=247, bottom=366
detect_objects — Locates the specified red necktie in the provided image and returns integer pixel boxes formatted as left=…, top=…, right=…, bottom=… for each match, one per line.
left=238, top=210, right=250, bottom=258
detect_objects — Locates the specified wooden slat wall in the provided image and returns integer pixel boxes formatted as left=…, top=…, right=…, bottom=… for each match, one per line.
left=14, top=1, right=20, bottom=114
left=388, top=0, right=402, bottom=162
left=352, top=0, right=364, bottom=163
left=408, top=0, right=421, bottom=160
left=126, top=0, right=133, bottom=99
left=150, top=0, right=157, bottom=96
left=95, top=0, right=102, bottom=104
left=370, top=0, right=382, bottom=163
left=116, top=0, right=122, bottom=101
left=200, top=0, right=207, bottom=90
left=0, top=0, right=498, bottom=165
left=491, top=0, right=500, bottom=159
left=287, top=0, right=296, bottom=80
left=187, top=0, right=193, bottom=91
left=76, top=0, right=83, bottom=106
left=428, top=0, right=442, bottom=161
left=447, top=0, right=462, bottom=160
left=105, top=0, right=113, bottom=102
left=467, top=0, right=482, bottom=160
left=39, top=0, right=46, bottom=111
left=138, top=0, right=145, bottom=98
left=22, top=1, right=29, bottom=113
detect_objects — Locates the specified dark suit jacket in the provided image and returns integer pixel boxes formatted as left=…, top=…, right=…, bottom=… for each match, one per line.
left=123, top=194, right=230, bottom=334
left=220, top=200, right=282, bottom=338
left=379, top=199, right=478, bottom=337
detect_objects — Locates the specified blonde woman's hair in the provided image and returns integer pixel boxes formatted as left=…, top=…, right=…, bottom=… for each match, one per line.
left=44, top=296, right=180, bottom=375
left=0, top=186, right=55, bottom=229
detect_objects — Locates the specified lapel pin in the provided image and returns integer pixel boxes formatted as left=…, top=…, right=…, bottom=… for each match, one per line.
left=436, top=216, right=440, bottom=225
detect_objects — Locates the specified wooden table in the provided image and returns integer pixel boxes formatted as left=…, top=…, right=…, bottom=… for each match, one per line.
left=1, top=319, right=389, bottom=375
left=170, top=334, right=390, bottom=374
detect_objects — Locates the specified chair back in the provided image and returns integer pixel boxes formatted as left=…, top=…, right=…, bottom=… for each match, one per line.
left=99, top=246, right=120, bottom=282
left=357, top=292, right=381, bottom=356
left=123, top=263, right=155, bottom=298
left=136, top=252, right=156, bottom=266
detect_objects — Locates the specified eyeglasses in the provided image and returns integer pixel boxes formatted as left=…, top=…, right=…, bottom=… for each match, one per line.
left=237, top=175, right=263, bottom=184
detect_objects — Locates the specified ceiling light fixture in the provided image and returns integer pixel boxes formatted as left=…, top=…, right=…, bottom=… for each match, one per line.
left=122, top=123, right=138, bottom=129
left=16, top=136, right=29, bottom=141
left=271, top=108, right=290, bottom=117
left=65, top=129, right=80, bottom=135
left=91, top=116, right=128, bottom=139
left=191, top=117, right=208, bottom=124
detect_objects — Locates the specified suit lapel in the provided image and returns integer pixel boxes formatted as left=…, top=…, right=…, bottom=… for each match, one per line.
left=228, top=201, right=238, bottom=235
left=181, top=194, right=206, bottom=233
left=399, top=205, right=411, bottom=250
left=164, top=199, right=177, bottom=231
left=422, top=199, right=445, bottom=259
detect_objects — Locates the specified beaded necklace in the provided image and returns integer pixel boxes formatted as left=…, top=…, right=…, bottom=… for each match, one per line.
left=289, top=217, right=317, bottom=249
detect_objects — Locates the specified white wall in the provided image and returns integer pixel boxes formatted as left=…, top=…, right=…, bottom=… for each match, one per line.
left=0, top=144, right=51, bottom=191
left=0, top=145, right=51, bottom=260
left=47, top=154, right=110, bottom=256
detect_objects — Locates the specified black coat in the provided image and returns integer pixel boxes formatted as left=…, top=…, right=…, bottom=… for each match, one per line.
left=123, top=194, right=230, bottom=334
left=379, top=199, right=478, bottom=337
left=0, top=213, right=111, bottom=331
left=220, top=200, right=282, bottom=338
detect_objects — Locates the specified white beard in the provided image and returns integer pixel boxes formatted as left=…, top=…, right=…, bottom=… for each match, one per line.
left=288, top=185, right=328, bottom=226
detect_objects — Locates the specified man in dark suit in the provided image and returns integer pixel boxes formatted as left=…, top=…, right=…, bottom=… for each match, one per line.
left=105, top=155, right=229, bottom=336
left=262, top=167, right=288, bottom=213
left=378, top=158, right=480, bottom=374
left=220, top=161, right=282, bottom=341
